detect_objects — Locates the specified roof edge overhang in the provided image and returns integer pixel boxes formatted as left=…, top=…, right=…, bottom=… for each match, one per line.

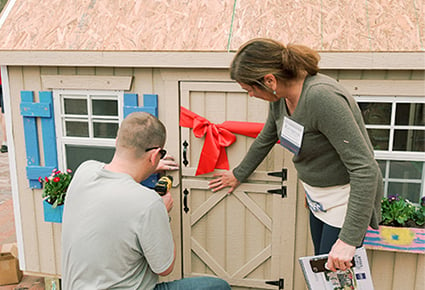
left=0, top=51, right=423, bottom=70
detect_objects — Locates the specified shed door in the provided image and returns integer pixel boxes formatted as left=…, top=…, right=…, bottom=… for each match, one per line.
left=180, top=82, right=297, bottom=289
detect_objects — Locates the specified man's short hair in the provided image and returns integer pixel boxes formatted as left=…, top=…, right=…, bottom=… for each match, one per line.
left=116, top=112, right=166, bottom=158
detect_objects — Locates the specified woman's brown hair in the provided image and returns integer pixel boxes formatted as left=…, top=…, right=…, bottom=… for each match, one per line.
left=230, top=38, right=320, bottom=88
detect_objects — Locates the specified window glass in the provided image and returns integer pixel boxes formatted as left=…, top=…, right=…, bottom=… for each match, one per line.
left=393, top=129, right=424, bottom=152
left=377, top=160, right=386, bottom=175
left=65, top=145, right=115, bottom=172
left=92, top=99, right=118, bottom=116
left=395, top=103, right=424, bottom=126
left=93, top=122, right=119, bottom=138
left=389, top=161, right=422, bottom=179
left=359, top=103, right=391, bottom=125
left=65, top=121, right=89, bottom=137
left=366, top=129, right=389, bottom=150
left=64, top=99, right=88, bottom=115
left=387, top=182, right=422, bottom=203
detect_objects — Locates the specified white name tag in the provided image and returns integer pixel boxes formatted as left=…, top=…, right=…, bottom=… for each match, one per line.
left=279, top=117, right=304, bottom=155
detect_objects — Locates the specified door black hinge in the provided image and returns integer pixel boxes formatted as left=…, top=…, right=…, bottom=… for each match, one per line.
left=267, top=186, right=287, bottom=198
left=265, top=278, right=284, bottom=289
left=267, top=168, right=287, bottom=181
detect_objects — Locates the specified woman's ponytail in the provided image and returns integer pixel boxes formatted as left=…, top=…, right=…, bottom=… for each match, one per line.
left=230, top=38, right=320, bottom=86
left=285, top=44, right=320, bottom=76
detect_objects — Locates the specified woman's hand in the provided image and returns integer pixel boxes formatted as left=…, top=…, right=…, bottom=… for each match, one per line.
left=156, top=154, right=179, bottom=172
left=161, top=191, right=174, bottom=213
left=326, top=239, right=356, bottom=272
left=208, top=171, right=241, bottom=194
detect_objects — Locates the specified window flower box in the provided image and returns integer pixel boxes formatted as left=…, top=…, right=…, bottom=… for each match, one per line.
left=364, top=195, right=425, bottom=254
left=39, top=168, right=72, bottom=223
left=42, top=200, right=64, bottom=223
left=364, top=225, right=425, bottom=254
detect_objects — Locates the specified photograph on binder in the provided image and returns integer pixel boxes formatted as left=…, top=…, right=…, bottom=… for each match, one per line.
left=298, top=247, right=374, bottom=290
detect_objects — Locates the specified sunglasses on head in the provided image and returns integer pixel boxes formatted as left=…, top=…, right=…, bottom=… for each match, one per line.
left=145, top=147, right=167, bottom=159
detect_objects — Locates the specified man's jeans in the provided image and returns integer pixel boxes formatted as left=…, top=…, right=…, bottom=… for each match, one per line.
left=155, top=276, right=231, bottom=290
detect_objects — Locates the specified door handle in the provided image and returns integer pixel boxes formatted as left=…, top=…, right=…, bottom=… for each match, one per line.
left=182, top=140, right=189, bottom=167
left=183, top=188, right=189, bottom=213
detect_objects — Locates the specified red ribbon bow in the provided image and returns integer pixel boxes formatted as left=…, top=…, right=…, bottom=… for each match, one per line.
left=180, top=106, right=264, bottom=175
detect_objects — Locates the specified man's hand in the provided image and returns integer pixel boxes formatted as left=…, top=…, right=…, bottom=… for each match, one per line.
left=326, top=239, right=356, bottom=272
left=161, top=191, right=174, bottom=213
left=208, top=171, right=240, bottom=194
left=156, top=154, right=179, bottom=172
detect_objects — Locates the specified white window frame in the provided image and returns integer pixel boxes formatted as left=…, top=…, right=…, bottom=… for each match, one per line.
left=53, top=89, right=124, bottom=170
left=355, top=96, right=425, bottom=161
left=341, top=79, right=425, bottom=202
left=356, top=96, right=425, bottom=200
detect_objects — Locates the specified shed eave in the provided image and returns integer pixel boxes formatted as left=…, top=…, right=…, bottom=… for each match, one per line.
left=0, top=51, right=423, bottom=70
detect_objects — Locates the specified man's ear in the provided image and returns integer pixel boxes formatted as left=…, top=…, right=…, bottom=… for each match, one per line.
left=148, top=148, right=160, bottom=165
left=263, top=74, right=277, bottom=90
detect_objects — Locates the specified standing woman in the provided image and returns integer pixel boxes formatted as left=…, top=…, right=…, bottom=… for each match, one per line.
left=208, top=38, right=383, bottom=272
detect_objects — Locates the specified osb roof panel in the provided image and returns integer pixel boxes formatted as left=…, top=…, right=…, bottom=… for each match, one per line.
left=0, top=0, right=423, bottom=52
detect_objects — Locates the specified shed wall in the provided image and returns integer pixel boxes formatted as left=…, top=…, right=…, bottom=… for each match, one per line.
left=6, top=65, right=425, bottom=289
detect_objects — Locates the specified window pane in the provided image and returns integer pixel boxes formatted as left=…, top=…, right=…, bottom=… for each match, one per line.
left=389, top=161, right=423, bottom=179
left=366, top=129, right=389, bottom=150
left=358, top=103, right=391, bottom=125
left=93, top=122, right=118, bottom=138
left=395, top=103, right=424, bottom=126
left=387, top=182, right=421, bottom=203
left=393, top=129, right=425, bottom=152
left=65, top=145, right=115, bottom=172
left=64, top=99, right=88, bottom=115
left=65, top=121, right=89, bottom=137
left=92, top=99, right=118, bottom=116
left=377, top=160, right=386, bottom=176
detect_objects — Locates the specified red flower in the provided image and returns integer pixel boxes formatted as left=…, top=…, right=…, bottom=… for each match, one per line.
left=53, top=177, right=60, bottom=182
left=38, top=177, right=42, bottom=183
left=45, top=177, right=49, bottom=182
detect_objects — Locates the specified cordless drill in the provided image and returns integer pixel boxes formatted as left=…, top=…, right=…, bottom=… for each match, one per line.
left=154, top=175, right=173, bottom=196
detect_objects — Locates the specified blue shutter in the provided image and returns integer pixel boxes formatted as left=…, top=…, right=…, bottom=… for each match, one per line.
left=123, top=93, right=159, bottom=188
left=123, top=93, right=158, bottom=117
left=20, top=91, right=58, bottom=189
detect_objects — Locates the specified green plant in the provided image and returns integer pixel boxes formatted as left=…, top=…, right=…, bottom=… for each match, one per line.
left=39, top=169, right=73, bottom=208
left=413, top=203, right=425, bottom=226
left=381, top=195, right=425, bottom=228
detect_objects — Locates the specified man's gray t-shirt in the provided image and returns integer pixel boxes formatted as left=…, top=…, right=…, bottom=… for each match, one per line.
left=61, top=161, right=174, bottom=290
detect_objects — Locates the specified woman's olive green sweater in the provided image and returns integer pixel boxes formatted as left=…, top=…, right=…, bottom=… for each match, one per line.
left=233, top=73, right=383, bottom=247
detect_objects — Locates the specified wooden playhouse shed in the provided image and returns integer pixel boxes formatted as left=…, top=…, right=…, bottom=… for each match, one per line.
left=0, top=0, right=424, bottom=289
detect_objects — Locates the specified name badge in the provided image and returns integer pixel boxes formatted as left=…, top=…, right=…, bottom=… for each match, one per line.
left=279, top=117, right=304, bottom=155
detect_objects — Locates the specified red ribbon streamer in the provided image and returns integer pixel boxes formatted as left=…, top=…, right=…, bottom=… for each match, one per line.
left=180, top=106, right=264, bottom=175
